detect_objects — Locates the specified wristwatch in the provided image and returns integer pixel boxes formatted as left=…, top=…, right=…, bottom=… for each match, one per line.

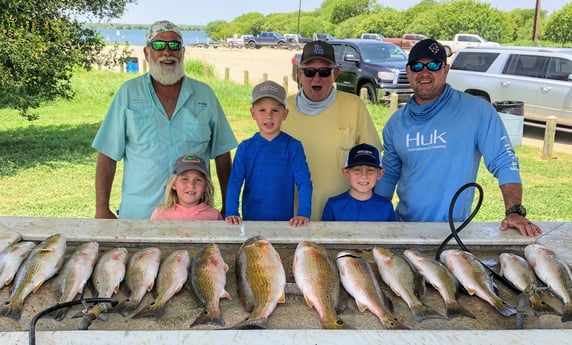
left=505, top=204, right=527, bottom=217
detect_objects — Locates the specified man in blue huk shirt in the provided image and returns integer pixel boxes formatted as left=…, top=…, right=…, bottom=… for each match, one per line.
left=376, top=38, right=542, bottom=237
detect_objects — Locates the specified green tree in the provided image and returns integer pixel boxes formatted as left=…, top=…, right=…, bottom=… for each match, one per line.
left=330, top=0, right=375, bottom=24
left=0, top=0, right=134, bottom=120
left=544, top=3, right=572, bottom=44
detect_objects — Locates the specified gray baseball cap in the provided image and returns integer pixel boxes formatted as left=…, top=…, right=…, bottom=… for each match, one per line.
left=251, top=80, right=287, bottom=107
left=172, top=153, right=208, bottom=176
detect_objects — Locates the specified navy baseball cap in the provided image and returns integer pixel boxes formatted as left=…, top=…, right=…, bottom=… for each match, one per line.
left=344, top=143, right=382, bottom=169
left=300, top=40, right=336, bottom=66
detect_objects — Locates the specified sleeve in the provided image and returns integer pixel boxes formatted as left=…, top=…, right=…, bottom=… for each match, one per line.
left=477, top=105, right=522, bottom=185
left=292, top=140, right=313, bottom=218
left=321, top=199, right=335, bottom=221
left=91, top=85, right=128, bottom=161
left=224, top=142, right=246, bottom=217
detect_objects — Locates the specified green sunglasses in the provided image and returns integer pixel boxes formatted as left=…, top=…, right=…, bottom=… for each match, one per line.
left=150, top=40, right=182, bottom=51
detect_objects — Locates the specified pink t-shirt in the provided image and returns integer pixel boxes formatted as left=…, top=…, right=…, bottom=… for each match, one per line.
left=150, top=203, right=223, bottom=220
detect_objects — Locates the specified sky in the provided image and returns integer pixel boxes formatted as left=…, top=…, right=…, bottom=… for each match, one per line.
left=116, top=0, right=571, bottom=25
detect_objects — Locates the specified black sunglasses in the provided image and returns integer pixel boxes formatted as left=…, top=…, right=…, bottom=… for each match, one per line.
left=409, top=60, right=444, bottom=73
left=302, top=67, right=334, bottom=78
left=150, top=40, right=183, bottom=51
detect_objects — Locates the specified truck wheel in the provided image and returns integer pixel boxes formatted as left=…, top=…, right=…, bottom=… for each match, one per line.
left=360, top=83, right=377, bottom=103
left=277, top=42, right=286, bottom=49
left=248, top=41, right=256, bottom=49
left=228, top=42, right=234, bottom=49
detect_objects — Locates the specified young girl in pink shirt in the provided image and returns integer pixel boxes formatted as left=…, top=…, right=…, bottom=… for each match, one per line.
left=151, top=154, right=222, bottom=220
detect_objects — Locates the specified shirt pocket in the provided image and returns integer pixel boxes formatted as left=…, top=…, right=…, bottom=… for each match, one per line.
left=337, top=126, right=356, bottom=150
left=126, top=108, right=158, bottom=145
left=183, top=122, right=211, bottom=153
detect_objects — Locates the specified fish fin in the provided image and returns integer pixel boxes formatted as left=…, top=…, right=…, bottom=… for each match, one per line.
left=131, top=300, right=165, bottom=318
left=491, top=298, right=517, bottom=317
left=221, top=290, right=232, bottom=301
left=302, top=294, right=315, bottom=308
left=223, top=262, right=229, bottom=273
left=355, top=300, right=369, bottom=313
left=190, top=308, right=225, bottom=327
left=445, top=301, right=476, bottom=319
left=278, top=290, right=286, bottom=304
left=32, top=279, right=46, bottom=293
left=411, top=302, right=447, bottom=322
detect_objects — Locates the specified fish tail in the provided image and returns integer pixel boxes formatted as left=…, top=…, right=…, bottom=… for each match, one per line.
left=445, top=301, right=476, bottom=319
left=190, top=307, right=225, bottom=327
left=231, top=317, right=269, bottom=330
left=411, top=302, right=447, bottom=322
left=320, top=316, right=352, bottom=329
left=117, top=299, right=140, bottom=317
left=491, top=297, right=517, bottom=317
left=54, top=306, right=71, bottom=321
left=0, top=298, right=24, bottom=321
left=562, top=302, right=572, bottom=323
left=131, top=300, right=164, bottom=318
left=525, top=286, right=559, bottom=315
left=378, top=315, right=411, bottom=330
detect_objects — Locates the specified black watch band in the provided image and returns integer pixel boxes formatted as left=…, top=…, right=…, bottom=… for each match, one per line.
left=505, top=204, right=527, bottom=217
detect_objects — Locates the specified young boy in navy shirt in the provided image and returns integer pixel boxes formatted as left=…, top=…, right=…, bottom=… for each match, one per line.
left=321, top=143, right=396, bottom=221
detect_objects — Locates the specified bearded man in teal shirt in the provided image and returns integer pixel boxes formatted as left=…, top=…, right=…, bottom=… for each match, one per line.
left=92, top=20, right=237, bottom=219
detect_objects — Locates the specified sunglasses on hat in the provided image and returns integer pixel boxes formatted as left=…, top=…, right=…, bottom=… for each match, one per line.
left=301, top=67, right=334, bottom=78
left=150, top=40, right=182, bottom=51
left=409, top=60, right=444, bottom=73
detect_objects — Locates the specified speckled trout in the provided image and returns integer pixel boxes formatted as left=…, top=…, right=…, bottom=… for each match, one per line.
left=0, top=241, right=36, bottom=290
left=293, top=241, right=350, bottom=329
left=234, top=236, right=285, bottom=329
left=0, top=233, right=66, bottom=321
left=373, top=247, right=446, bottom=322
left=524, top=244, right=572, bottom=322
left=53, top=241, right=99, bottom=321
left=440, top=249, right=516, bottom=317
left=404, top=249, right=475, bottom=319
left=190, top=243, right=231, bottom=327
left=336, top=250, right=410, bottom=329
left=118, top=247, right=161, bottom=317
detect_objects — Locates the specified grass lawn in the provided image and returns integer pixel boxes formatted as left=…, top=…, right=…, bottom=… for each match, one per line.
left=1, top=61, right=570, bottom=222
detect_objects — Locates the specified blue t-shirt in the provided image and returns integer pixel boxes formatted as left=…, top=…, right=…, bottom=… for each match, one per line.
left=377, top=84, right=521, bottom=222
left=321, top=191, right=396, bottom=221
left=92, top=74, right=237, bottom=219
left=226, top=132, right=312, bottom=220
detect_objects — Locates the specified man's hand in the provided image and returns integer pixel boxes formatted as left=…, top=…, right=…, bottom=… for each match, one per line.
left=500, top=213, right=542, bottom=237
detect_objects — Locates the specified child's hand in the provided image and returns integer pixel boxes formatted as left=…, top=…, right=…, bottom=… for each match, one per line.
left=289, top=216, right=309, bottom=227
left=225, top=215, right=243, bottom=225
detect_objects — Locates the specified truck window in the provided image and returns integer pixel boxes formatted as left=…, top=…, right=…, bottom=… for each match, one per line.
left=546, top=57, right=572, bottom=81
left=504, top=55, right=549, bottom=78
left=450, top=52, right=499, bottom=72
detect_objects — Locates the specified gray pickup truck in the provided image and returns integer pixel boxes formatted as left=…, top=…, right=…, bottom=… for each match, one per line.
left=292, top=39, right=413, bottom=104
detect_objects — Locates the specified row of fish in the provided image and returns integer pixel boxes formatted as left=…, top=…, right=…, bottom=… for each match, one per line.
left=1, top=233, right=571, bottom=330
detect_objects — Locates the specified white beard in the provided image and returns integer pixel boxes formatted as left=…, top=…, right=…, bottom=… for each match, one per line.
left=148, top=55, right=185, bottom=85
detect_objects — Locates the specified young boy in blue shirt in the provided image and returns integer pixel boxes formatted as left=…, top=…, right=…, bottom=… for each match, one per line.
left=225, top=80, right=312, bottom=227
left=321, top=143, right=396, bottom=221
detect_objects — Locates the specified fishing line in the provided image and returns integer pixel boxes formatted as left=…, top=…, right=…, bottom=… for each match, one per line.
left=434, top=182, right=519, bottom=293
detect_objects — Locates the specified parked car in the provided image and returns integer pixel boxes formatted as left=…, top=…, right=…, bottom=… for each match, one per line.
left=438, top=34, right=499, bottom=56
left=313, top=33, right=336, bottom=41
left=189, top=38, right=223, bottom=49
left=360, top=33, right=385, bottom=41
left=245, top=32, right=288, bottom=49
left=383, top=34, right=427, bottom=50
left=447, top=46, right=572, bottom=132
left=292, top=39, right=413, bottom=104
left=225, top=34, right=253, bottom=48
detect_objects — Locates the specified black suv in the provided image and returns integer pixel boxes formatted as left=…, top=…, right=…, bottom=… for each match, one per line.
left=292, top=39, right=412, bottom=103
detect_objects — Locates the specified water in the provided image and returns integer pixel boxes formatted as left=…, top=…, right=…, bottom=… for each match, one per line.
left=97, top=28, right=208, bottom=46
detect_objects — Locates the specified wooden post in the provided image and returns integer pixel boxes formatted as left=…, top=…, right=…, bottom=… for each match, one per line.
left=225, top=67, right=230, bottom=81
left=541, top=116, right=557, bottom=160
left=203, top=66, right=209, bottom=77
left=263, top=73, right=268, bottom=81
left=283, top=76, right=289, bottom=94
left=389, top=92, right=399, bottom=114
left=243, top=70, right=249, bottom=86
left=360, top=88, right=368, bottom=102
left=142, top=60, right=147, bottom=73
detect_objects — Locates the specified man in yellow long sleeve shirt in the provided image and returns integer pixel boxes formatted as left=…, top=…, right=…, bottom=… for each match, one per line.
left=283, top=41, right=382, bottom=220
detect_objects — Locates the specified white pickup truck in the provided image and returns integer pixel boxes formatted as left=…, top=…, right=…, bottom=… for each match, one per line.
left=438, top=34, right=499, bottom=56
